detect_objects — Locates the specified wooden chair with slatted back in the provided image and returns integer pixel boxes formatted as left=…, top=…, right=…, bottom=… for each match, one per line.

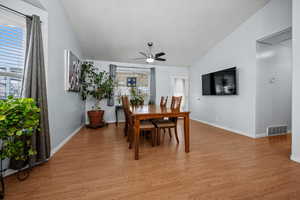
left=171, top=96, right=182, bottom=111
left=121, top=96, right=157, bottom=148
left=121, top=96, right=130, bottom=137
left=160, top=96, right=168, bottom=107
left=153, top=96, right=182, bottom=145
left=158, top=96, right=169, bottom=134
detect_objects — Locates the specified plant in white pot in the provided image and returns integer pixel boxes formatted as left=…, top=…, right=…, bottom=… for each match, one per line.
left=80, top=63, right=114, bottom=128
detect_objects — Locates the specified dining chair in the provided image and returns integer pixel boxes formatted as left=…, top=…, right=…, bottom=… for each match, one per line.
left=158, top=96, right=168, bottom=134
left=121, top=96, right=130, bottom=137
left=153, top=96, right=182, bottom=144
left=121, top=96, right=157, bottom=148
left=160, top=96, right=168, bottom=107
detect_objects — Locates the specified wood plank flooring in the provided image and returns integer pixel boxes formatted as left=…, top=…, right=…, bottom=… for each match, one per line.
left=5, top=120, right=300, bottom=200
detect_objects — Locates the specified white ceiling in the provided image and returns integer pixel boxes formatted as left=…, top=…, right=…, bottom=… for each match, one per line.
left=21, top=0, right=45, bottom=10
left=60, top=0, right=270, bottom=66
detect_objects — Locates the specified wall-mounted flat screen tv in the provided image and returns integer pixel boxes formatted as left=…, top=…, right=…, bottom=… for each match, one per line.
left=202, top=67, right=237, bottom=96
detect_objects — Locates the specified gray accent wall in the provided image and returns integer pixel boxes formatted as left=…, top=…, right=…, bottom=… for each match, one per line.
left=39, top=0, right=85, bottom=151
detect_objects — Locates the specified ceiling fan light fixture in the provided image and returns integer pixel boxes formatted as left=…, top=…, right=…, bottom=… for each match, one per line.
left=135, top=42, right=166, bottom=63
left=146, top=57, right=154, bottom=63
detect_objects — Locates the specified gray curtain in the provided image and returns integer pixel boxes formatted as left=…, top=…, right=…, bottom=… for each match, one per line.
left=107, top=64, right=117, bottom=106
left=150, top=67, right=156, bottom=104
left=22, top=15, right=51, bottom=164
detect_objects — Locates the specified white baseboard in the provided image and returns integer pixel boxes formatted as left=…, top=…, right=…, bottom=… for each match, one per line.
left=4, top=124, right=85, bottom=177
left=106, top=120, right=125, bottom=124
left=291, top=154, right=300, bottom=163
left=51, top=124, right=84, bottom=157
left=191, top=118, right=251, bottom=138
left=4, top=160, right=48, bottom=177
left=255, top=133, right=268, bottom=138
left=85, top=120, right=125, bottom=124
left=255, top=129, right=291, bottom=139
left=51, top=121, right=125, bottom=157
left=4, top=169, right=17, bottom=177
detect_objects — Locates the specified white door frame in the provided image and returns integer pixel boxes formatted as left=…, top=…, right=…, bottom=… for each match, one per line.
left=170, top=75, right=189, bottom=110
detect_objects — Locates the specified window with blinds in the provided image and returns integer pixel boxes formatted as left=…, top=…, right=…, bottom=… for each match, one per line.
left=115, top=67, right=151, bottom=104
left=0, top=9, right=26, bottom=99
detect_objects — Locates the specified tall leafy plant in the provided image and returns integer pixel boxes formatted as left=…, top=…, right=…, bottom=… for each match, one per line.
left=80, top=63, right=114, bottom=109
left=0, top=97, right=40, bottom=162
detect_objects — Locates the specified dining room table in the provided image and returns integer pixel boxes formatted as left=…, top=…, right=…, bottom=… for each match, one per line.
left=130, top=104, right=190, bottom=160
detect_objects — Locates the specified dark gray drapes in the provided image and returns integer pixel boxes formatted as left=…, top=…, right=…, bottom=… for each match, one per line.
left=22, top=15, right=51, bottom=164
left=150, top=68, right=156, bottom=104
left=107, top=64, right=117, bottom=106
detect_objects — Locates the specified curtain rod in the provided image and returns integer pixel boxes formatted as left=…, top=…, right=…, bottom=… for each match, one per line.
left=0, top=4, right=32, bottom=19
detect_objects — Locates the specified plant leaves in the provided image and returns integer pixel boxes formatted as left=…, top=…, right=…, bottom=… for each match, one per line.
left=0, top=115, right=6, bottom=121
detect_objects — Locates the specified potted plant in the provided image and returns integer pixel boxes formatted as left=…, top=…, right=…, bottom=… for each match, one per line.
left=80, top=63, right=114, bottom=128
left=0, top=97, right=40, bottom=198
left=129, top=87, right=145, bottom=106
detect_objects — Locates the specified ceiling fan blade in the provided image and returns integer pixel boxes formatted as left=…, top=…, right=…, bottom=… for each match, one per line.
left=155, top=58, right=166, bottom=61
left=139, top=52, right=147, bottom=57
left=133, top=57, right=146, bottom=60
left=155, top=52, right=166, bottom=58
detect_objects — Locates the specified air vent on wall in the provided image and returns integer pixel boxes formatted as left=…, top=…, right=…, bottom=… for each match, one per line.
left=267, top=125, right=288, bottom=136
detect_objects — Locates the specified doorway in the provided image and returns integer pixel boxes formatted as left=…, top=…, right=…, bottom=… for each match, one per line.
left=171, top=76, right=189, bottom=110
left=255, top=28, right=292, bottom=137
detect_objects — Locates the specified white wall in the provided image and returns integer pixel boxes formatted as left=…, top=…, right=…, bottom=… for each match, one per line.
left=189, top=0, right=292, bottom=138
left=256, top=41, right=292, bottom=137
left=291, top=0, right=300, bottom=163
left=85, top=60, right=189, bottom=123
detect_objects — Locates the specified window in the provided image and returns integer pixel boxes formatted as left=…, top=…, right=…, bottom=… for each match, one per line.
left=0, top=9, right=26, bottom=99
left=115, top=67, right=151, bottom=103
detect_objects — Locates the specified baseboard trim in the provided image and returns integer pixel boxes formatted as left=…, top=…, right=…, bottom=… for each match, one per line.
left=191, top=117, right=251, bottom=138
left=255, top=130, right=292, bottom=139
left=290, top=154, right=300, bottom=163
left=4, top=169, right=17, bottom=177
left=86, top=120, right=125, bottom=124
left=4, top=124, right=84, bottom=177
left=106, top=120, right=125, bottom=124
left=4, top=160, right=48, bottom=177
left=51, top=124, right=84, bottom=157
left=255, top=133, right=268, bottom=138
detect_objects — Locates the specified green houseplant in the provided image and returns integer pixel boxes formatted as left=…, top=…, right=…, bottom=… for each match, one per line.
left=80, top=63, right=114, bottom=127
left=0, top=97, right=40, bottom=197
left=129, top=87, right=145, bottom=106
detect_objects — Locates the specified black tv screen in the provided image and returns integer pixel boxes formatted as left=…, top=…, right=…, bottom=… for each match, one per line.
left=202, top=67, right=237, bottom=96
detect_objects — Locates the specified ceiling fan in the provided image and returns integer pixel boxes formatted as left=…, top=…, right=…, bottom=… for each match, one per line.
left=134, top=42, right=166, bottom=63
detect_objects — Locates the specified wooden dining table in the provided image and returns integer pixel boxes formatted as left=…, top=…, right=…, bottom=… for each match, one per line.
left=130, top=105, right=190, bottom=160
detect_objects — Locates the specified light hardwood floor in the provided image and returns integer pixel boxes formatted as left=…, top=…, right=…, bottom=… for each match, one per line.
left=5, top=120, right=300, bottom=200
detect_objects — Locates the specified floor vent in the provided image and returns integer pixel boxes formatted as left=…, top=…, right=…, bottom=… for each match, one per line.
left=267, top=125, right=288, bottom=136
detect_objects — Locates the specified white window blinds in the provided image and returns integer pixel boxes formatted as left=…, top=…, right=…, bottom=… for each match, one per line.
left=115, top=67, right=151, bottom=104
left=0, top=9, right=26, bottom=99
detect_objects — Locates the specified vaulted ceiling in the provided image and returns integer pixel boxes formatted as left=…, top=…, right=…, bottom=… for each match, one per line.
left=22, top=0, right=45, bottom=10
left=60, top=0, right=270, bottom=66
